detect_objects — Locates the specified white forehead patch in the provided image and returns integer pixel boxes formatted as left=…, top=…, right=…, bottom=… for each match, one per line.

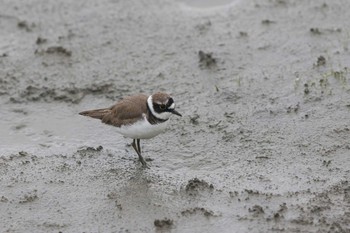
left=168, top=103, right=175, bottom=109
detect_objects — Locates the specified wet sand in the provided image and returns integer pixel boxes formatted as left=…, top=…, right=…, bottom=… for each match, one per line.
left=0, top=0, right=349, bottom=232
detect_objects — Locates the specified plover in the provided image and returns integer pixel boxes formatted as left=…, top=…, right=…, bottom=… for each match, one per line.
left=79, top=92, right=182, bottom=167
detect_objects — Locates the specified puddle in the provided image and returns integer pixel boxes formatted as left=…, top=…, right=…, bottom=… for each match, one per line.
left=0, top=103, right=125, bottom=156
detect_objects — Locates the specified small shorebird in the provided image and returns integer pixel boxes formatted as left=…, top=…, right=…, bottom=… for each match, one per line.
left=79, top=92, right=182, bottom=167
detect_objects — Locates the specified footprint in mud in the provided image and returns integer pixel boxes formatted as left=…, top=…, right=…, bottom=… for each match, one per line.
left=181, top=207, right=218, bottom=217
left=17, top=20, right=35, bottom=32
left=76, top=145, right=103, bottom=157
left=18, top=190, right=38, bottom=204
left=35, top=46, right=72, bottom=57
left=184, top=178, right=214, bottom=195
left=198, top=50, right=217, bottom=69
left=154, top=218, right=173, bottom=231
left=248, top=205, right=265, bottom=217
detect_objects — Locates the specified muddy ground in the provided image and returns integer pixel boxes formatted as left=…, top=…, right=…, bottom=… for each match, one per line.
left=0, top=0, right=349, bottom=232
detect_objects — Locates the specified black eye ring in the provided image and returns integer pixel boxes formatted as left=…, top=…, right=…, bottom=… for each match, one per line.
left=159, top=104, right=166, bottom=110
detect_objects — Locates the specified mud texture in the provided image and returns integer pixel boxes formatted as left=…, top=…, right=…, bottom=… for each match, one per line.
left=1, top=0, right=350, bottom=232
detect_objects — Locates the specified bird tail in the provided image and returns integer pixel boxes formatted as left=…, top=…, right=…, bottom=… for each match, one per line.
left=79, top=108, right=111, bottom=120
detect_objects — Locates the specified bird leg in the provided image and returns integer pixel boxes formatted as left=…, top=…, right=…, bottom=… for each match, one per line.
left=132, top=139, right=147, bottom=167
left=136, top=139, right=141, bottom=154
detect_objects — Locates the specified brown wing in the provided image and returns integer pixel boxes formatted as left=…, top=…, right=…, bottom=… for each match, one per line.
left=79, top=108, right=112, bottom=120
left=102, top=94, right=148, bottom=127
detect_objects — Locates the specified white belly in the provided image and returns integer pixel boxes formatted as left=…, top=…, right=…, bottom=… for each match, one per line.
left=115, top=118, right=169, bottom=139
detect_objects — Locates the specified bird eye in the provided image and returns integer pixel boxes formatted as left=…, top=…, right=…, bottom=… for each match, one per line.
left=159, top=104, right=166, bottom=110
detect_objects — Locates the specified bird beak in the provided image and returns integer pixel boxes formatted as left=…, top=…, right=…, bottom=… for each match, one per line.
left=171, top=109, right=182, bottom=117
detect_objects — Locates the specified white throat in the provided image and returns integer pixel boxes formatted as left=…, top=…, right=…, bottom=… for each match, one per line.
left=147, top=95, right=171, bottom=120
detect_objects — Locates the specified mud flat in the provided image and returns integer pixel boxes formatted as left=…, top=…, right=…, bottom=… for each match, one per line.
left=0, top=0, right=349, bottom=232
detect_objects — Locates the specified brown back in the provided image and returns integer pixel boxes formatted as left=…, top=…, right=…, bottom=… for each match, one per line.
left=79, top=94, right=149, bottom=127
left=102, top=94, right=148, bottom=127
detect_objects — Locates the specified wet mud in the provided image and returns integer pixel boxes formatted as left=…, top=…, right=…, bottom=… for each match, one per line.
left=0, top=0, right=349, bottom=232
